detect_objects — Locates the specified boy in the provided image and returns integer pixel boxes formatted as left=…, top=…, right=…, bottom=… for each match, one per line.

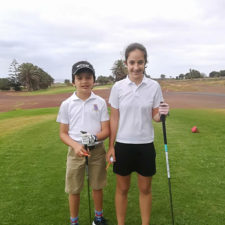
left=57, top=61, right=109, bottom=225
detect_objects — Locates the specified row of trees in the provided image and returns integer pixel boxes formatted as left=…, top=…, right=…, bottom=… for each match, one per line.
left=209, top=70, right=225, bottom=78
left=111, top=60, right=225, bottom=81
left=165, top=70, right=225, bottom=80
left=64, top=75, right=115, bottom=85
left=1, top=58, right=224, bottom=91
left=175, top=69, right=206, bottom=80
left=96, top=75, right=114, bottom=85
left=163, top=69, right=225, bottom=80
left=0, top=59, right=54, bottom=91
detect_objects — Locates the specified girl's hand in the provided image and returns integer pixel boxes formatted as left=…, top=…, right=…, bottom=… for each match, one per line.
left=159, top=102, right=169, bottom=116
left=106, top=147, right=116, bottom=163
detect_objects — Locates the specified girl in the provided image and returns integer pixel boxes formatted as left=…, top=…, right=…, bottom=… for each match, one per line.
left=107, top=43, right=169, bottom=225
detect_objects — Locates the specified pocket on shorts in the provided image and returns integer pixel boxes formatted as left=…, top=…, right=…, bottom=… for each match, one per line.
left=67, top=147, right=85, bottom=169
left=89, top=143, right=106, bottom=165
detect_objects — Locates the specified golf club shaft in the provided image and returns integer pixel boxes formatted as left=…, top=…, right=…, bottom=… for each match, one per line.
left=161, top=115, right=175, bottom=225
left=85, top=145, right=92, bottom=225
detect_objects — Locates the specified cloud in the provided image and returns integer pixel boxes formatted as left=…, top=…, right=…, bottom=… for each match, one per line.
left=0, top=0, right=225, bottom=80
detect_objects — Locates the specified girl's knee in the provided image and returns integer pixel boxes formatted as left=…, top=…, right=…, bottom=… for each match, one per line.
left=116, top=175, right=131, bottom=195
left=139, top=186, right=151, bottom=195
left=117, top=185, right=130, bottom=195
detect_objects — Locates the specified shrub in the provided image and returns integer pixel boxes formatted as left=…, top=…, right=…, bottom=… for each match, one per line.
left=0, top=78, right=11, bottom=90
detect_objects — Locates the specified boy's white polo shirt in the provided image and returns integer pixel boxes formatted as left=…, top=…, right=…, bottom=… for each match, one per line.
left=109, top=76, right=163, bottom=144
left=57, top=92, right=109, bottom=143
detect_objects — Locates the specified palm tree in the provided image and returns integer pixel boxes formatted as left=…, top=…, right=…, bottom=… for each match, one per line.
left=111, top=59, right=128, bottom=81
left=18, top=63, right=40, bottom=91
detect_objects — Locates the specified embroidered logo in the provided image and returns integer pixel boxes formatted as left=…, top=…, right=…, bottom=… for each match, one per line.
left=93, top=104, right=98, bottom=111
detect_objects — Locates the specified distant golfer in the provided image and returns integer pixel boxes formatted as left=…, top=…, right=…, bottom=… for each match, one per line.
left=107, top=43, right=169, bottom=225
left=57, top=61, right=109, bottom=225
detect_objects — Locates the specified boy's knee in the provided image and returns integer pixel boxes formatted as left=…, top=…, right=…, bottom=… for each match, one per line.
left=92, top=189, right=103, bottom=194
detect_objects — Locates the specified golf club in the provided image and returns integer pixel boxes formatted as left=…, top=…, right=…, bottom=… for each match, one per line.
left=161, top=114, right=175, bottom=225
left=80, top=131, right=92, bottom=225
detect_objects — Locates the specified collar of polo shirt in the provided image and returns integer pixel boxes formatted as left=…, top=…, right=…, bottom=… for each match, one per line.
left=71, top=91, right=97, bottom=101
left=126, top=75, right=148, bottom=85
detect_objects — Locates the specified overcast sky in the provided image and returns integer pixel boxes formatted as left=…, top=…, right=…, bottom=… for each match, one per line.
left=0, top=0, right=225, bottom=81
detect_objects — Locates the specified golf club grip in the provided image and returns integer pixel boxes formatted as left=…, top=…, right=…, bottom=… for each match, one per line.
left=84, top=144, right=88, bottom=165
left=161, top=116, right=167, bottom=144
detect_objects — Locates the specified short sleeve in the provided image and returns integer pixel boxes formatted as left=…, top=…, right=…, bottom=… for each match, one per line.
left=56, top=101, right=69, bottom=124
left=109, top=84, right=119, bottom=109
left=153, top=83, right=164, bottom=108
left=100, top=100, right=109, bottom=122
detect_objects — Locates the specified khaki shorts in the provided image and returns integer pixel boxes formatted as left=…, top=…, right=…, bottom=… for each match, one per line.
left=65, top=143, right=107, bottom=194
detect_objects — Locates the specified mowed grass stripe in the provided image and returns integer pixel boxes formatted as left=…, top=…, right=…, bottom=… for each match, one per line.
left=17, top=84, right=112, bottom=96
left=0, top=114, right=57, bottom=138
left=0, top=107, right=59, bottom=120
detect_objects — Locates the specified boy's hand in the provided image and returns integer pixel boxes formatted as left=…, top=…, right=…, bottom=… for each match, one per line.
left=81, top=132, right=96, bottom=146
left=74, top=144, right=90, bottom=157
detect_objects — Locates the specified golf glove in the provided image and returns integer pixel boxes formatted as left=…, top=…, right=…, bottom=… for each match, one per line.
left=159, top=102, right=169, bottom=116
left=81, top=132, right=96, bottom=146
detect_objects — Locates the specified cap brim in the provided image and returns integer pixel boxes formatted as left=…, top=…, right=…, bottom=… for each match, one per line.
left=73, top=66, right=94, bottom=75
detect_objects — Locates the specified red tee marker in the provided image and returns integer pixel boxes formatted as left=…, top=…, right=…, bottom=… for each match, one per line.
left=191, top=126, right=199, bottom=133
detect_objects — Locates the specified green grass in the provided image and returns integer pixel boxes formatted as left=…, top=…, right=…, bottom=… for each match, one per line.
left=0, top=108, right=224, bottom=225
left=19, top=85, right=76, bottom=95
left=18, top=84, right=112, bottom=96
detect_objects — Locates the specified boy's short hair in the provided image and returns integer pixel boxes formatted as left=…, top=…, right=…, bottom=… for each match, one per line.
left=72, top=61, right=95, bottom=83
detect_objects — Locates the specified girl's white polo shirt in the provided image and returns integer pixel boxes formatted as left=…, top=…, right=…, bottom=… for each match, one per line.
left=57, top=92, right=109, bottom=143
left=109, top=76, right=163, bottom=144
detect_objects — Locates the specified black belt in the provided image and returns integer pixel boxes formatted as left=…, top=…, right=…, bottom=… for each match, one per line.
left=87, top=143, right=102, bottom=150
left=88, top=145, right=96, bottom=150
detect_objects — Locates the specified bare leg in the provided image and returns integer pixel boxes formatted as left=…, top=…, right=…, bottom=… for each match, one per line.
left=69, top=194, right=80, bottom=218
left=92, top=189, right=103, bottom=212
left=138, top=174, right=152, bottom=225
left=115, top=174, right=131, bottom=225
